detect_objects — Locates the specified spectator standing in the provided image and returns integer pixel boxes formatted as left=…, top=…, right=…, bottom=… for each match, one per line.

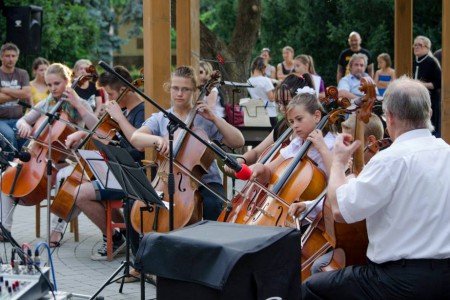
left=247, top=57, right=277, bottom=128
left=337, top=32, right=374, bottom=83
left=413, top=35, right=441, bottom=137
left=374, top=53, right=396, bottom=96
left=276, top=46, right=295, bottom=81
left=260, top=48, right=277, bottom=84
left=29, top=57, right=50, bottom=105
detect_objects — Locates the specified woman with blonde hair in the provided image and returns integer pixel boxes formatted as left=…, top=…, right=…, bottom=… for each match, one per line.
left=276, top=46, right=295, bottom=81
left=198, top=60, right=225, bottom=118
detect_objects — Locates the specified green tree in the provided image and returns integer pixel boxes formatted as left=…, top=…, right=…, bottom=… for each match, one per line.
left=0, top=0, right=125, bottom=69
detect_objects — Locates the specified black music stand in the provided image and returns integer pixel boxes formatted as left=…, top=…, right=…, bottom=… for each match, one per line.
left=88, top=140, right=164, bottom=300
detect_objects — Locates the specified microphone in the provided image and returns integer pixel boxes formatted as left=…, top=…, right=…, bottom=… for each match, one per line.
left=2, top=151, right=31, bottom=162
left=235, top=163, right=252, bottom=181
left=208, top=142, right=252, bottom=180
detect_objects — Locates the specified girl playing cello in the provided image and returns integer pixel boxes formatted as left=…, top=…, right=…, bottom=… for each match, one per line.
left=0, top=63, right=97, bottom=241
left=130, top=65, right=244, bottom=221
left=225, top=74, right=315, bottom=171
left=250, top=87, right=336, bottom=221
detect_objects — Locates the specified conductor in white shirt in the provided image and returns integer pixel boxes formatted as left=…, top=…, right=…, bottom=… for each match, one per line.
left=298, top=76, right=450, bottom=300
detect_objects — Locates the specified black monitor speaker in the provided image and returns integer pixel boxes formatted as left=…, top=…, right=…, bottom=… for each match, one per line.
left=135, top=221, right=301, bottom=300
left=6, top=5, right=43, bottom=55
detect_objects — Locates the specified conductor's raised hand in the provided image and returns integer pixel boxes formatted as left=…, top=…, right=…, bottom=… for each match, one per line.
left=333, top=133, right=361, bottom=166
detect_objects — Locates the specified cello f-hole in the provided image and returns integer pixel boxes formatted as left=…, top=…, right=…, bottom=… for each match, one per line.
left=275, top=205, right=283, bottom=226
left=177, top=171, right=186, bottom=192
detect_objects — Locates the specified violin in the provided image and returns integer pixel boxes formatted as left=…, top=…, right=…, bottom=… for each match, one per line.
left=130, top=72, right=222, bottom=233
left=51, top=71, right=145, bottom=221
left=1, top=73, right=93, bottom=205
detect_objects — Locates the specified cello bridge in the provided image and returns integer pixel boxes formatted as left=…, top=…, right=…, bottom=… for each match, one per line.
left=255, top=207, right=273, bottom=218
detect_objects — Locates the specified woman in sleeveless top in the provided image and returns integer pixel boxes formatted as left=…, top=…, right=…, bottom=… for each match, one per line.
left=260, top=48, right=278, bottom=85
left=276, top=46, right=295, bottom=81
left=374, top=53, right=395, bottom=96
left=29, top=57, right=50, bottom=105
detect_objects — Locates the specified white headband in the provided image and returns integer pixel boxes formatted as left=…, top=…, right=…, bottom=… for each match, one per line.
left=296, top=86, right=316, bottom=95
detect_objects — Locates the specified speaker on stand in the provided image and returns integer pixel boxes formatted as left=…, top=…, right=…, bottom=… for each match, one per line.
left=5, top=5, right=43, bottom=55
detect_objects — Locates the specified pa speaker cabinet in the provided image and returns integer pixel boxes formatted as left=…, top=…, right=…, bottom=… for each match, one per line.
left=136, top=221, right=301, bottom=300
left=6, top=5, right=43, bottom=55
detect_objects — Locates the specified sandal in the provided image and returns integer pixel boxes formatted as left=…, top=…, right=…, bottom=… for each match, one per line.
left=49, top=241, right=61, bottom=248
left=49, top=231, right=64, bottom=248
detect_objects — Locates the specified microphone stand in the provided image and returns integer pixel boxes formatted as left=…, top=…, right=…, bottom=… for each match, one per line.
left=98, top=61, right=244, bottom=231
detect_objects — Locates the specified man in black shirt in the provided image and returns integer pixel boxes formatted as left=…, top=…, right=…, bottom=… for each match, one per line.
left=336, top=32, right=373, bottom=84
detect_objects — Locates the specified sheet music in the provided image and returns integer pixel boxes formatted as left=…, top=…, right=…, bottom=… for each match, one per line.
left=78, top=150, right=122, bottom=190
left=222, top=80, right=253, bottom=88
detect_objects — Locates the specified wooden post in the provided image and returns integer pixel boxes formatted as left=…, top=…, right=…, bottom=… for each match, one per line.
left=143, top=0, right=171, bottom=161
left=441, top=0, right=449, bottom=142
left=176, top=0, right=200, bottom=67
left=394, top=0, right=413, bottom=77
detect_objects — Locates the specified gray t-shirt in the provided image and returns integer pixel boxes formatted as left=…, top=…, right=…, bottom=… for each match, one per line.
left=0, top=67, right=30, bottom=119
left=142, top=107, right=224, bottom=184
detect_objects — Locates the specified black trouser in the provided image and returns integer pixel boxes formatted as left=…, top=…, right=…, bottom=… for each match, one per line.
left=302, top=259, right=450, bottom=300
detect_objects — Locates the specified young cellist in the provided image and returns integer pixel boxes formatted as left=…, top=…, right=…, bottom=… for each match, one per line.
left=224, top=74, right=315, bottom=173
left=250, top=88, right=336, bottom=223
left=0, top=63, right=97, bottom=241
left=49, top=66, right=144, bottom=260
left=130, top=65, right=244, bottom=221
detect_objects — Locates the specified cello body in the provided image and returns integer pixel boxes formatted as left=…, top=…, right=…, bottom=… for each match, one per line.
left=217, top=128, right=292, bottom=224
left=246, top=156, right=326, bottom=227
left=130, top=126, right=215, bottom=233
left=51, top=74, right=144, bottom=221
left=51, top=118, right=118, bottom=221
left=1, top=111, right=74, bottom=205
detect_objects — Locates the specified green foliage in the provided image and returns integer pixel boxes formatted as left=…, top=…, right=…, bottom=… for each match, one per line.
left=200, top=0, right=238, bottom=44
left=0, top=0, right=125, bottom=71
left=200, top=0, right=442, bottom=86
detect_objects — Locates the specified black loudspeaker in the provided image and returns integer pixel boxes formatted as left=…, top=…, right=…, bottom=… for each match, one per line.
left=6, top=5, right=43, bottom=55
left=135, top=221, right=301, bottom=300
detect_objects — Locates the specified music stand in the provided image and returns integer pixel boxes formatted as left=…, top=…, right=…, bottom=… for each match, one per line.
left=87, top=140, right=164, bottom=300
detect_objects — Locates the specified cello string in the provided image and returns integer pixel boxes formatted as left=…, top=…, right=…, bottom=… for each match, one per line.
left=157, top=155, right=229, bottom=204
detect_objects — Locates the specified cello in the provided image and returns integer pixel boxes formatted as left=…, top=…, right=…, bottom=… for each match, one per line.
left=1, top=72, right=95, bottom=205
left=130, top=72, right=222, bottom=233
left=217, top=126, right=292, bottom=223
left=320, top=77, right=377, bottom=271
left=51, top=72, right=144, bottom=221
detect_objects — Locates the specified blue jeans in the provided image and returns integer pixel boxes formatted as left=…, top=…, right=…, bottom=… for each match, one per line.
left=0, top=119, right=19, bottom=150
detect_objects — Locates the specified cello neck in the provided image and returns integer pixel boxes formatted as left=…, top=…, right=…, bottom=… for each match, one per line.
left=271, top=115, right=329, bottom=194
left=260, top=127, right=293, bottom=164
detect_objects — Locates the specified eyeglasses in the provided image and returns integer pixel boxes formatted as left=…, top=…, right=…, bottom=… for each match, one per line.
left=170, top=86, right=193, bottom=93
left=413, top=43, right=425, bottom=48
